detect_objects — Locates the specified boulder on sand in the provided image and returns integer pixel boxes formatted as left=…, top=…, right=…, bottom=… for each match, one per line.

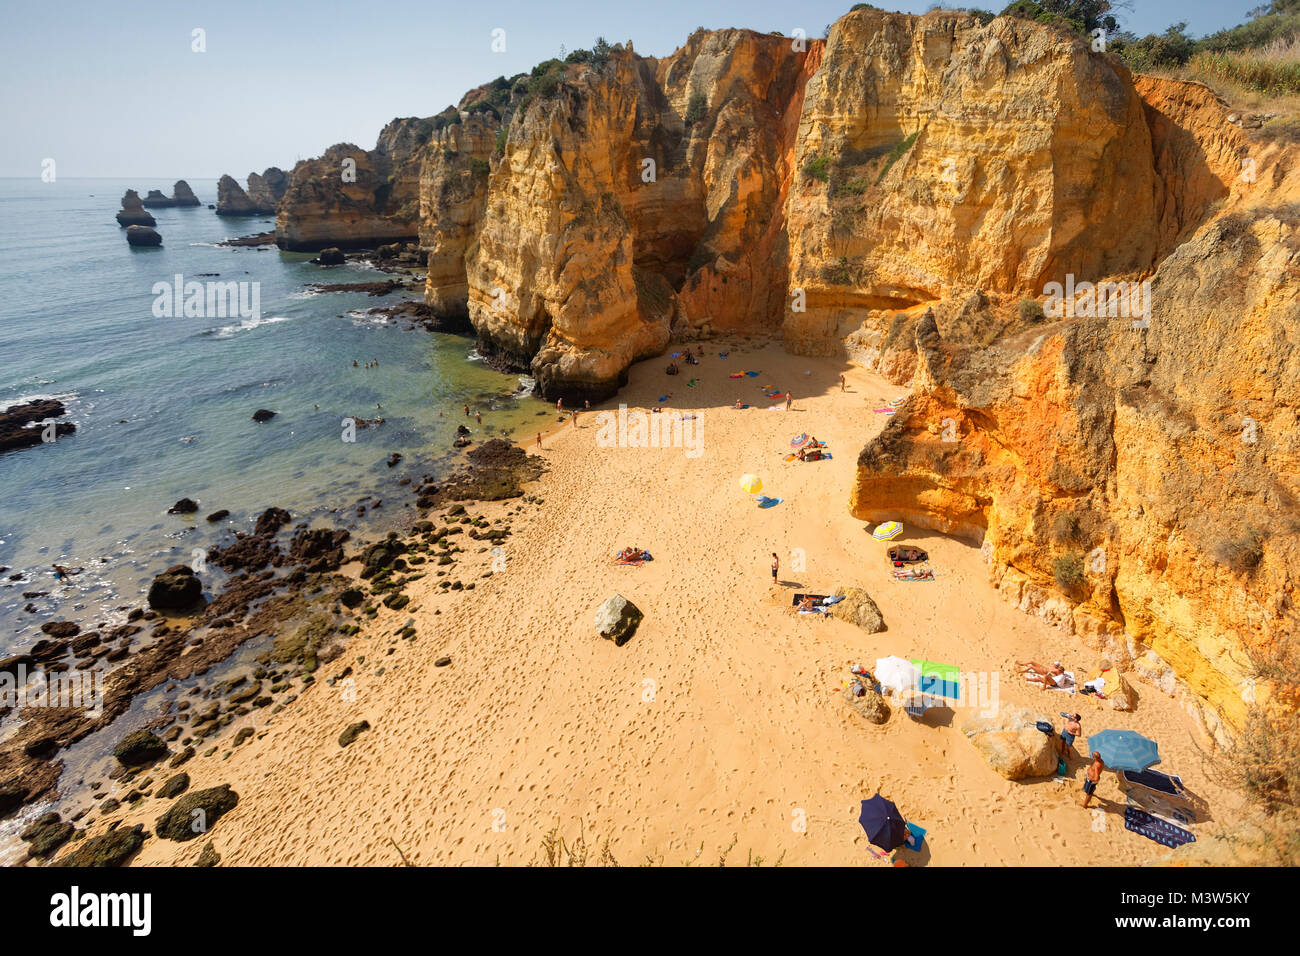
left=1109, top=673, right=1138, bottom=712
left=125, top=225, right=162, bottom=247
left=961, top=705, right=1058, bottom=780
left=829, top=586, right=886, bottom=633
left=155, top=784, right=238, bottom=841
left=842, top=678, right=890, bottom=724
left=147, top=564, right=202, bottom=611
left=594, top=594, right=642, bottom=646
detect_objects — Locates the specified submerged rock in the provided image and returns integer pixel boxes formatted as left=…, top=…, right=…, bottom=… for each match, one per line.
left=251, top=408, right=277, bottom=422
left=168, top=497, right=199, bottom=514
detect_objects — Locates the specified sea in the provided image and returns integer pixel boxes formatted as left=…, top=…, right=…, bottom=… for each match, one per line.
left=0, top=176, right=544, bottom=657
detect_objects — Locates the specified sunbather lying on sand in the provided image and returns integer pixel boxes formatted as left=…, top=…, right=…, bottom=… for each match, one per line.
left=1020, top=660, right=1073, bottom=690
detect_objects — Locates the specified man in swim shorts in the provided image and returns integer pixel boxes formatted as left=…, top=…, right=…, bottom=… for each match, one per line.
left=1081, top=751, right=1105, bottom=808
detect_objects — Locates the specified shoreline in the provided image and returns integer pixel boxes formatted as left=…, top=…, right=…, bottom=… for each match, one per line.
left=15, top=339, right=1242, bottom=866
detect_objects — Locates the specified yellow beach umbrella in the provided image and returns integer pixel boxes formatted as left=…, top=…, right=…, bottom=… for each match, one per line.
left=739, top=474, right=763, bottom=494
left=872, top=521, right=903, bottom=541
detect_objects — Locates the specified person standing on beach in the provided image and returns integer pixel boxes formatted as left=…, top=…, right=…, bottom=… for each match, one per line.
left=785, top=393, right=792, bottom=411
left=557, top=398, right=564, bottom=413
left=572, top=409, right=579, bottom=429
left=1081, top=751, right=1105, bottom=808
left=584, top=399, right=590, bottom=411
left=476, top=410, right=482, bottom=425
left=464, top=404, right=470, bottom=417
left=840, top=375, right=846, bottom=392
left=771, top=553, right=779, bottom=584
left=535, top=432, right=543, bottom=449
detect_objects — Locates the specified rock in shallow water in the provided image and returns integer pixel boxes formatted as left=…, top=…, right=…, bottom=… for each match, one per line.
left=113, top=729, right=168, bottom=766
left=147, top=565, right=202, bottom=610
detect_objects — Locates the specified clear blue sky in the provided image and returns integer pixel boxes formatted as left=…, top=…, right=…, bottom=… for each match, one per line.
left=0, top=0, right=1258, bottom=178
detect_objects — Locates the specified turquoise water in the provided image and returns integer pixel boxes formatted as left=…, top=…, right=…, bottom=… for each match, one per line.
left=0, top=177, right=536, bottom=650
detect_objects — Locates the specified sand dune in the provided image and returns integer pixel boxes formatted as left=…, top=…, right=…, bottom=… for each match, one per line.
left=126, top=341, right=1238, bottom=866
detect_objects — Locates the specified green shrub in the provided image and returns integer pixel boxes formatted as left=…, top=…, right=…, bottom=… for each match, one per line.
left=875, top=132, right=919, bottom=185
left=495, top=128, right=507, bottom=157
left=685, top=92, right=708, bottom=125
left=821, top=256, right=854, bottom=284
left=803, top=156, right=831, bottom=182
left=1052, top=553, right=1086, bottom=591
left=1018, top=298, right=1045, bottom=322
left=469, top=158, right=491, bottom=177
left=1213, top=528, right=1266, bottom=574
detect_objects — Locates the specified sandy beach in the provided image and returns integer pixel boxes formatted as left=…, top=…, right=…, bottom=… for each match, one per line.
left=116, top=340, right=1237, bottom=866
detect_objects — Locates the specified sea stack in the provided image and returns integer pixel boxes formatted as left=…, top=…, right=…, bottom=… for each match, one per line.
left=114, top=189, right=156, bottom=227
left=141, top=180, right=202, bottom=208
left=216, top=168, right=287, bottom=216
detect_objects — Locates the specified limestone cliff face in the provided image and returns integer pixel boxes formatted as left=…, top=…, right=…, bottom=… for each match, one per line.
left=275, top=118, right=433, bottom=250
left=420, top=117, right=499, bottom=328
left=785, top=10, right=1162, bottom=355
left=460, top=32, right=812, bottom=399
left=850, top=111, right=1299, bottom=737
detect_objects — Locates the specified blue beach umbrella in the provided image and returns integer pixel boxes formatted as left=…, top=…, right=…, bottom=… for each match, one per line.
left=858, top=795, right=908, bottom=852
left=1085, top=729, right=1161, bottom=772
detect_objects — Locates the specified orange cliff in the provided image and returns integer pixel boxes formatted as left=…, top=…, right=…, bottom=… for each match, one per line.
left=268, top=8, right=1299, bottom=733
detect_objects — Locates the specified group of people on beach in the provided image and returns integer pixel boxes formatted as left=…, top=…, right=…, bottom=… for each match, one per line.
left=1019, top=661, right=1114, bottom=808
left=353, top=359, right=379, bottom=369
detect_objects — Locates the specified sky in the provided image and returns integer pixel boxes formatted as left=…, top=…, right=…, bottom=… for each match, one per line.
left=0, top=0, right=1261, bottom=179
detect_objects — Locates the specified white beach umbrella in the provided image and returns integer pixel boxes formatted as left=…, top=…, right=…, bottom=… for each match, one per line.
left=874, top=656, right=920, bottom=695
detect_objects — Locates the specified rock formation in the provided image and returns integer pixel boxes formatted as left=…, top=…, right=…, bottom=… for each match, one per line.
left=125, top=225, right=161, bottom=246
left=275, top=119, right=433, bottom=250
left=114, top=189, right=155, bottom=227
left=141, top=180, right=201, bottom=207
left=215, top=168, right=286, bottom=216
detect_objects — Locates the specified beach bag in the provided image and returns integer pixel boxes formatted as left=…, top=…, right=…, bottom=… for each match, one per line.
left=1035, top=721, right=1055, bottom=735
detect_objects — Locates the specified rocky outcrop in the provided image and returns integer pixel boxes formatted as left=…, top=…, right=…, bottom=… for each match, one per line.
left=216, top=168, right=286, bottom=216
left=275, top=118, right=434, bottom=250
left=0, top=399, right=75, bottom=453
left=142, top=180, right=202, bottom=207
left=114, top=189, right=156, bottom=227
left=125, top=225, right=162, bottom=246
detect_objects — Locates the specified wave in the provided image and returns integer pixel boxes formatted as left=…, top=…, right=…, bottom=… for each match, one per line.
left=201, top=315, right=292, bottom=339
left=0, top=389, right=79, bottom=412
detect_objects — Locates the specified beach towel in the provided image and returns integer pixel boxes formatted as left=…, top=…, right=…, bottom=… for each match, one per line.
left=822, top=595, right=845, bottom=606
left=687, top=379, right=698, bottom=387
left=903, top=822, right=926, bottom=850
left=658, top=395, right=668, bottom=402
left=670, top=352, right=681, bottom=357
left=873, top=408, right=897, bottom=415
left=792, top=593, right=830, bottom=606
left=1125, top=790, right=1195, bottom=828
left=892, top=568, right=934, bottom=581
left=745, top=371, right=761, bottom=377
left=719, top=352, right=729, bottom=358
left=1124, top=806, right=1195, bottom=849
left=735, top=404, right=752, bottom=410
left=729, top=373, right=744, bottom=379
left=913, top=659, right=961, bottom=700
left=757, top=496, right=783, bottom=508
left=888, top=397, right=906, bottom=407
left=1049, top=671, right=1077, bottom=692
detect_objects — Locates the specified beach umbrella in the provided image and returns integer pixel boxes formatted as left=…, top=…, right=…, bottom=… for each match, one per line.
left=1085, top=729, right=1161, bottom=772
left=791, top=433, right=809, bottom=447
left=872, top=521, right=903, bottom=541
left=858, top=795, right=908, bottom=852
left=739, top=474, right=763, bottom=494
left=874, top=656, right=919, bottom=695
